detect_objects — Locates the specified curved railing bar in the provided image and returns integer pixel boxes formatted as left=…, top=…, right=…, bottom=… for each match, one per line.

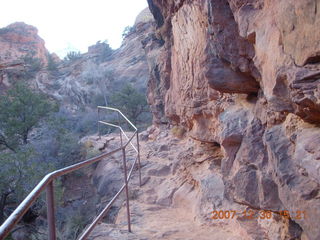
left=98, top=120, right=119, bottom=129
left=97, top=106, right=137, bottom=131
left=97, top=107, right=141, bottom=186
left=98, top=120, right=138, bottom=153
left=0, top=107, right=142, bottom=240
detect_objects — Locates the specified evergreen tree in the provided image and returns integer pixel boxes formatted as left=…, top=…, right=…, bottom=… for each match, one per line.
left=0, top=82, right=57, bottom=151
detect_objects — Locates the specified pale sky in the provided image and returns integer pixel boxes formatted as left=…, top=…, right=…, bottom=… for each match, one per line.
left=0, top=0, right=148, bottom=58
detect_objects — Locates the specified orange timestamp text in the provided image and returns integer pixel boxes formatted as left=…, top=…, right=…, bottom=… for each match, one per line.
left=210, top=210, right=307, bottom=220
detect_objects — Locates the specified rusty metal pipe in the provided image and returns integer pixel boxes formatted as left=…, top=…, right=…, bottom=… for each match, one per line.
left=122, top=147, right=131, bottom=232
left=46, top=181, right=56, bottom=240
left=97, top=108, right=101, bottom=139
left=118, top=112, right=123, bottom=147
left=136, top=132, right=142, bottom=187
left=78, top=184, right=126, bottom=240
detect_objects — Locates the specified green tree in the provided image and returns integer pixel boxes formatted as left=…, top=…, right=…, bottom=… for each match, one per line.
left=110, top=84, right=149, bottom=124
left=0, top=82, right=57, bottom=151
left=0, top=147, right=32, bottom=223
left=122, top=26, right=135, bottom=38
left=0, top=84, right=58, bottom=225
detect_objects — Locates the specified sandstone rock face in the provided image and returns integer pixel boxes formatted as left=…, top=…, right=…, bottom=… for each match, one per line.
left=0, top=22, right=48, bottom=64
left=144, top=0, right=320, bottom=239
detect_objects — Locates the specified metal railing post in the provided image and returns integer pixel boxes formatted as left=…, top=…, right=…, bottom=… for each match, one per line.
left=97, top=108, right=101, bottom=139
left=46, top=181, right=56, bottom=240
left=136, top=132, right=142, bottom=187
left=118, top=112, right=123, bottom=147
left=122, top=147, right=131, bottom=232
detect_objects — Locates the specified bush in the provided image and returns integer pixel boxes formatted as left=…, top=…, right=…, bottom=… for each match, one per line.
left=47, top=54, right=59, bottom=73
left=82, top=63, right=114, bottom=106
left=6, top=54, right=43, bottom=80
left=109, top=84, right=149, bottom=125
left=57, top=207, right=89, bottom=240
left=171, top=126, right=186, bottom=139
left=22, top=54, right=43, bottom=79
left=0, top=145, right=55, bottom=224
left=0, top=82, right=58, bottom=150
left=74, top=110, right=99, bottom=136
left=91, top=94, right=106, bottom=107
left=33, top=109, right=87, bottom=168
left=64, top=51, right=81, bottom=62
left=122, top=26, right=135, bottom=38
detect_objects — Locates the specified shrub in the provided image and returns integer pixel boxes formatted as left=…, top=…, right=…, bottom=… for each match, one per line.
left=91, top=94, right=106, bottom=107
left=171, top=126, right=186, bottom=139
left=8, top=53, right=43, bottom=80
left=64, top=51, right=81, bottom=62
left=0, top=145, right=56, bottom=224
left=23, top=54, right=42, bottom=72
left=109, top=84, right=149, bottom=125
left=47, top=54, right=59, bottom=73
left=35, top=110, right=87, bottom=168
left=0, top=82, right=57, bottom=150
left=74, top=110, right=99, bottom=136
left=122, top=25, right=135, bottom=38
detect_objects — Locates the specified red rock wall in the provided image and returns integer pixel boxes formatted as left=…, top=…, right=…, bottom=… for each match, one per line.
left=145, top=0, right=320, bottom=239
left=0, top=22, right=48, bottom=64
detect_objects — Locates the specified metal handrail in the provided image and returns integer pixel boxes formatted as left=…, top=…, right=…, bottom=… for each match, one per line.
left=0, top=107, right=142, bottom=240
left=98, top=120, right=138, bottom=152
left=97, top=106, right=137, bottom=131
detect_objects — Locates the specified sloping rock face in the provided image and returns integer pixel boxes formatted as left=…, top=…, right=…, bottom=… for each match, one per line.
left=50, top=12, right=154, bottom=109
left=144, top=0, right=320, bottom=239
left=45, top=9, right=154, bottom=109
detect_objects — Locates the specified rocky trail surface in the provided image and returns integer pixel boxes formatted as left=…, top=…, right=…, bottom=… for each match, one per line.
left=86, top=127, right=289, bottom=240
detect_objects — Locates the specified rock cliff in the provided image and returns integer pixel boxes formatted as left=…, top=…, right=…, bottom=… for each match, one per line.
left=0, top=22, right=48, bottom=64
left=143, top=0, right=320, bottom=239
left=0, top=11, right=154, bottom=110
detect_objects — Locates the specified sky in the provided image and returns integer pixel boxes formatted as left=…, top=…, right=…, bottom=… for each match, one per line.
left=0, top=0, right=148, bottom=58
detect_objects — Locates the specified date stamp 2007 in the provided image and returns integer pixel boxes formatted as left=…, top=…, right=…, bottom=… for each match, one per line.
left=209, top=210, right=307, bottom=220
